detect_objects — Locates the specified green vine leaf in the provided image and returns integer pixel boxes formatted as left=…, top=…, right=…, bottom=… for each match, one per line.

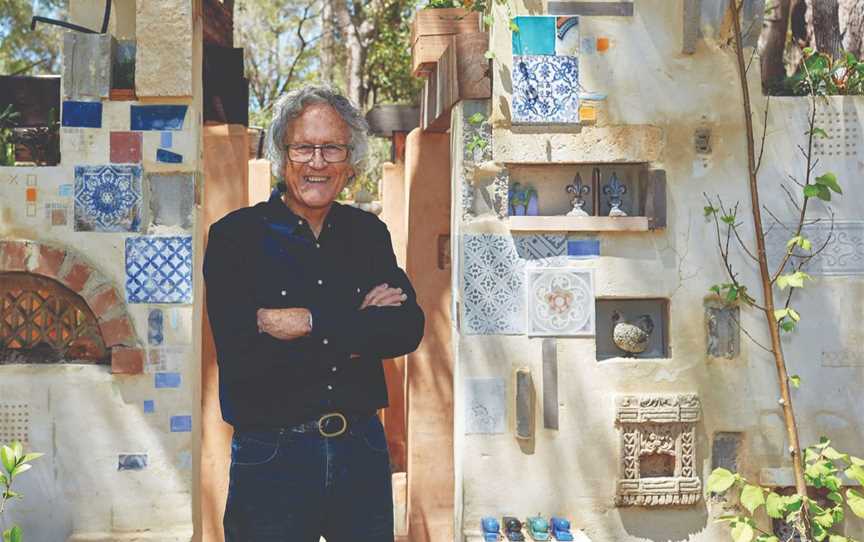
left=766, top=492, right=785, bottom=518
left=812, top=522, right=828, bottom=542
left=845, top=464, right=864, bottom=486
left=731, top=521, right=754, bottom=542
left=704, top=205, right=718, bottom=217
left=707, top=468, right=737, bottom=493
left=756, top=536, right=779, bottom=542
left=809, top=127, right=829, bottom=139
left=484, top=50, right=495, bottom=60
left=815, top=172, right=843, bottom=194
left=741, top=484, right=765, bottom=513
left=828, top=535, right=849, bottom=542
left=467, top=112, right=485, bottom=125
left=845, top=489, right=864, bottom=518
left=790, top=375, right=801, bottom=388
left=786, top=236, right=812, bottom=251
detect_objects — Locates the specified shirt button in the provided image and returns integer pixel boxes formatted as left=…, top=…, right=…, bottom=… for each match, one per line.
left=280, top=290, right=287, bottom=296
left=322, top=338, right=329, bottom=345
left=297, top=219, right=303, bottom=225
left=331, top=366, right=338, bottom=372
left=356, top=287, right=361, bottom=293
left=315, top=243, right=321, bottom=249
left=317, top=279, right=324, bottom=285
left=327, top=385, right=333, bottom=391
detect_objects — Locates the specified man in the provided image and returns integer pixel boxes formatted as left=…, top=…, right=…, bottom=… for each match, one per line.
left=203, top=85, right=425, bottom=541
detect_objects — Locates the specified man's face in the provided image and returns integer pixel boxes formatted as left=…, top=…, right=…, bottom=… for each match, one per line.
left=282, top=103, right=354, bottom=212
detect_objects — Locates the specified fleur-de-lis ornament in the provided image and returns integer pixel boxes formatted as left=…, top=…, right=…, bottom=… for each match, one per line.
left=565, top=173, right=590, bottom=217
left=602, top=171, right=627, bottom=216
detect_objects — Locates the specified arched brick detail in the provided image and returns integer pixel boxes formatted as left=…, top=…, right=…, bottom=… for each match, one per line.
left=0, top=239, right=142, bottom=373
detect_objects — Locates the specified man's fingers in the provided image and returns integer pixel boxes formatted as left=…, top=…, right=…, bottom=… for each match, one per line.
left=361, top=283, right=388, bottom=309
left=361, top=287, right=404, bottom=309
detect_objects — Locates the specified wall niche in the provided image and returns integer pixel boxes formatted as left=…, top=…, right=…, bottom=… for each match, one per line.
left=596, top=298, right=669, bottom=361
left=615, top=394, right=702, bottom=507
left=503, top=163, right=666, bottom=232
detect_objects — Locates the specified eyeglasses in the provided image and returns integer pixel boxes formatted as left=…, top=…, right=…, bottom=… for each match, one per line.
left=286, top=143, right=353, bottom=163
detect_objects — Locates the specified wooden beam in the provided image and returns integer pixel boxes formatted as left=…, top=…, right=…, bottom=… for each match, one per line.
left=508, top=215, right=651, bottom=232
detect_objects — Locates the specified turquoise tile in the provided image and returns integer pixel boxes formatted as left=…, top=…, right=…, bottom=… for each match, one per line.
left=512, top=16, right=556, bottom=56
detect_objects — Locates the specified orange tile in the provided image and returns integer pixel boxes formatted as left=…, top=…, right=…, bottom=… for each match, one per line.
left=579, top=105, right=597, bottom=122
left=597, top=37, right=610, bottom=52
left=25, top=187, right=37, bottom=202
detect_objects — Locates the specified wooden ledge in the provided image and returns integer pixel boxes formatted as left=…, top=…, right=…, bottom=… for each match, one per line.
left=507, top=215, right=652, bottom=232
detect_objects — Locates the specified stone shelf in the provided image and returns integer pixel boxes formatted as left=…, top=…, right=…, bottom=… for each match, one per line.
left=507, top=215, right=652, bottom=232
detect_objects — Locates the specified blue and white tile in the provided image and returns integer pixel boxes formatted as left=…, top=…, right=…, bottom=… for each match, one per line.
left=126, top=236, right=193, bottom=303
left=512, top=55, right=580, bottom=124
left=555, top=17, right=580, bottom=56
left=74, top=165, right=142, bottom=232
left=527, top=268, right=594, bottom=336
left=514, top=234, right=567, bottom=266
left=462, top=234, right=526, bottom=334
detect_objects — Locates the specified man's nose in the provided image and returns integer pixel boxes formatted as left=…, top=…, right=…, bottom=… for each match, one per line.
left=308, top=148, right=327, bottom=169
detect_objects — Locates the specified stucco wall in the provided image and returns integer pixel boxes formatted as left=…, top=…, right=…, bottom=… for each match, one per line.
left=0, top=0, right=202, bottom=539
left=452, top=1, right=864, bottom=541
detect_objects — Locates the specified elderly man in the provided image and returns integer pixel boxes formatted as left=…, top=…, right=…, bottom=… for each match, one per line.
left=203, top=85, right=425, bottom=541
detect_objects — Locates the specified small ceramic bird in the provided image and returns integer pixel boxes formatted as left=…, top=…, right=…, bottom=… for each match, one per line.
left=611, top=311, right=654, bottom=356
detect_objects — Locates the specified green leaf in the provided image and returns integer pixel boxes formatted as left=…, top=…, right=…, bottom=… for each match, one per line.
left=780, top=319, right=796, bottom=332
left=704, top=205, right=717, bottom=217
left=7, top=526, right=20, bottom=542
left=10, top=441, right=22, bottom=461
left=710, top=285, right=721, bottom=295
left=731, top=521, right=755, bottom=542
left=813, top=522, right=828, bottom=542
left=846, top=489, right=864, bottom=518
left=777, top=275, right=789, bottom=289
left=741, top=484, right=765, bottom=513
left=509, top=20, right=520, bottom=33
left=810, top=127, right=829, bottom=139
left=0, top=446, right=14, bottom=473
left=9, top=463, right=30, bottom=479
left=851, top=456, right=864, bottom=467
left=823, top=447, right=848, bottom=462
left=829, top=536, right=849, bottom=542
left=827, top=491, right=843, bottom=504
left=804, top=184, right=822, bottom=198
left=788, top=308, right=800, bottom=321
left=766, top=492, right=785, bottom=518
left=467, top=112, right=485, bottom=125
left=707, top=468, right=737, bottom=493
left=803, top=46, right=814, bottom=56
left=790, top=375, right=801, bottom=388
left=845, top=465, right=864, bottom=486
left=756, top=537, right=779, bottom=542
left=721, top=214, right=735, bottom=225
left=801, top=238, right=812, bottom=250
left=817, top=184, right=832, bottom=201
left=815, top=172, right=843, bottom=194
left=21, top=452, right=42, bottom=464
left=813, top=511, right=835, bottom=529
left=483, top=14, right=494, bottom=25
left=774, top=309, right=790, bottom=321
left=484, top=50, right=495, bottom=60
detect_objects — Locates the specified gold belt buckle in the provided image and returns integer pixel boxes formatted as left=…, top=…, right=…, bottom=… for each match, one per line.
left=318, top=412, right=347, bottom=437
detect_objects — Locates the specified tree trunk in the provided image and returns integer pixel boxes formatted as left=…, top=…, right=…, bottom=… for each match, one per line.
left=806, top=0, right=842, bottom=57
left=839, top=0, right=864, bottom=57
left=758, top=0, right=792, bottom=91
left=321, top=0, right=336, bottom=84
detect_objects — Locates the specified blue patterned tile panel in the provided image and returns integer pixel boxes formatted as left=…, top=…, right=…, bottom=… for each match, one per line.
left=62, top=101, right=102, bottom=128
left=512, top=16, right=556, bottom=56
left=512, top=55, right=580, bottom=124
left=74, top=165, right=143, bottom=232
left=567, top=239, right=600, bottom=258
left=126, top=236, right=193, bottom=304
left=514, top=234, right=568, bottom=266
left=462, top=234, right=526, bottom=334
left=130, top=105, right=188, bottom=131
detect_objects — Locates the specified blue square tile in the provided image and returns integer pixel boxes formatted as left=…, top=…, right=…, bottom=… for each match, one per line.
left=74, top=165, right=143, bottom=232
left=155, top=372, right=181, bottom=388
left=143, top=400, right=155, bottom=413
left=512, top=16, right=556, bottom=55
left=160, top=131, right=173, bottom=148
left=126, top=236, right=193, bottom=303
left=156, top=148, right=183, bottom=163
left=512, top=55, right=580, bottom=124
left=567, top=239, right=600, bottom=258
left=130, top=105, right=188, bottom=131
left=62, top=101, right=102, bottom=128
left=170, top=415, right=192, bottom=432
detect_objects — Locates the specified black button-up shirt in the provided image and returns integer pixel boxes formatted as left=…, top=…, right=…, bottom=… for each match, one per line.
left=203, top=190, right=425, bottom=428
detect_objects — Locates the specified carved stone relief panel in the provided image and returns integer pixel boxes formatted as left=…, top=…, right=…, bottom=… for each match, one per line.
left=615, top=394, right=702, bottom=506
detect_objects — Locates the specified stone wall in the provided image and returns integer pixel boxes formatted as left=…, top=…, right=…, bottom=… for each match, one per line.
left=451, top=1, right=864, bottom=541
left=0, top=1, right=201, bottom=540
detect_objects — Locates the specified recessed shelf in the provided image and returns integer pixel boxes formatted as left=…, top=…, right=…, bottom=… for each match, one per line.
left=507, top=215, right=652, bottom=232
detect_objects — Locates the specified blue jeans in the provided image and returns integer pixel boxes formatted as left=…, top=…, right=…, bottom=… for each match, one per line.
left=223, top=414, right=394, bottom=541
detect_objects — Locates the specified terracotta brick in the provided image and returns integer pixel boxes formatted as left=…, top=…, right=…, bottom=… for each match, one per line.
left=111, top=347, right=144, bottom=374
left=62, top=262, right=92, bottom=292
left=0, top=241, right=28, bottom=271
left=100, top=316, right=136, bottom=347
left=110, top=131, right=142, bottom=163
left=34, top=245, right=66, bottom=278
left=88, top=287, right=121, bottom=318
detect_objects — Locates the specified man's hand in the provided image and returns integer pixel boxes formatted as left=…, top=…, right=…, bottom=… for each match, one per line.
left=359, top=283, right=407, bottom=310
left=257, top=308, right=312, bottom=340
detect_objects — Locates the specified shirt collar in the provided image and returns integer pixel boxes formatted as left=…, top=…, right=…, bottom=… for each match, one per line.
left=265, top=188, right=344, bottom=232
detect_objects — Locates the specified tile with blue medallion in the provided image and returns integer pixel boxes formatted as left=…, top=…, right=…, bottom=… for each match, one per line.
left=74, top=165, right=143, bottom=232
left=512, top=55, right=580, bottom=124
left=126, top=236, right=193, bottom=303
left=555, top=16, right=580, bottom=56
left=512, top=16, right=556, bottom=56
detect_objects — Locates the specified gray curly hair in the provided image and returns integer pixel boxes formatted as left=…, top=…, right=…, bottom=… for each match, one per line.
left=265, top=85, right=370, bottom=187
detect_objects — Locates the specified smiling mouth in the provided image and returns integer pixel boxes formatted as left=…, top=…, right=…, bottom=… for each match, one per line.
left=304, top=176, right=330, bottom=184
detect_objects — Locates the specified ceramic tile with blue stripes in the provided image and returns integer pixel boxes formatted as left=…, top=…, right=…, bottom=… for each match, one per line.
left=125, top=236, right=193, bottom=303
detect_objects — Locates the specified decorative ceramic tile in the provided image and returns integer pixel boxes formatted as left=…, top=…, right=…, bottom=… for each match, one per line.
left=465, top=377, right=507, bottom=434
left=118, top=454, right=148, bottom=471
left=812, top=106, right=860, bottom=159
left=143, top=400, right=155, bottom=413
left=512, top=16, right=556, bottom=56
left=766, top=220, right=864, bottom=275
left=160, top=131, right=173, bottom=148
left=512, top=55, right=580, bottom=124
left=462, top=234, right=525, bottom=334
left=155, top=372, right=182, bottom=388
left=62, top=101, right=102, bottom=128
left=110, top=131, right=142, bottom=163
left=74, top=165, right=143, bottom=232
left=527, top=267, right=594, bottom=336
left=125, top=236, right=193, bottom=303
left=156, top=148, right=183, bottom=163
left=170, top=415, right=192, bottom=432
left=555, top=17, right=580, bottom=56
left=514, top=234, right=567, bottom=266
left=548, top=1, right=634, bottom=16
left=130, top=105, right=188, bottom=131
left=148, top=309, right=164, bottom=345
left=567, top=239, right=600, bottom=258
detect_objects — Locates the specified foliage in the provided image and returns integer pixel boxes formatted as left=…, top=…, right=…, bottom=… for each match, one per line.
left=341, top=136, right=390, bottom=200
left=13, top=107, right=60, bottom=166
left=0, top=105, right=20, bottom=167
left=465, top=112, right=489, bottom=156
left=708, top=438, right=864, bottom=542
left=363, top=0, right=424, bottom=105
left=0, top=1, right=64, bottom=76
left=0, top=441, right=43, bottom=541
left=778, top=49, right=864, bottom=96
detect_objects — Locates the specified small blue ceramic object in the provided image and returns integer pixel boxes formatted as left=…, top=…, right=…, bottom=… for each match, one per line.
left=551, top=517, right=574, bottom=541
left=482, top=516, right=501, bottom=542
left=527, top=516, right=550, bottom=541
left=503, top=516, right=525, bottom=541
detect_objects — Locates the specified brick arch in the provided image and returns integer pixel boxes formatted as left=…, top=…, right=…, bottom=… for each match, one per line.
left=0, top=239, right=143, bottom=374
